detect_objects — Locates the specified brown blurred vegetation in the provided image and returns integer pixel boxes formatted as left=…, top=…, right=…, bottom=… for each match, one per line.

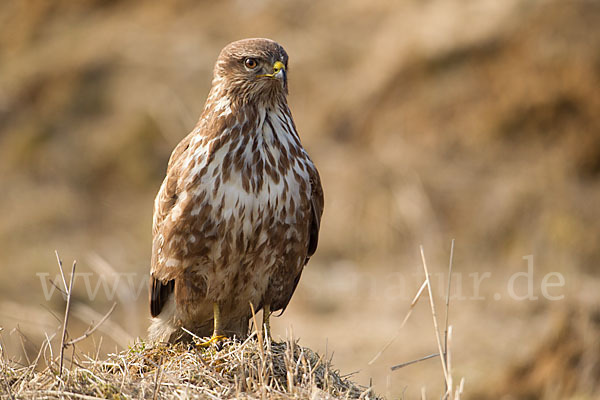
left=1, top=0, right=599, bottom=398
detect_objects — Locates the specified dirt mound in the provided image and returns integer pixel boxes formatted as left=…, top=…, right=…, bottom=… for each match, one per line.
left=1, top=336, right=375, bottom=399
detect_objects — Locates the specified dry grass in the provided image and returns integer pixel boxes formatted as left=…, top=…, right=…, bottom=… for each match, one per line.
left=0, top=334, right=374, bottom=400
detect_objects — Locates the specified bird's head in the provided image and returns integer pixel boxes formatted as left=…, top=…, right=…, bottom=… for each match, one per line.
left=213, top=38, right=289, bottom=105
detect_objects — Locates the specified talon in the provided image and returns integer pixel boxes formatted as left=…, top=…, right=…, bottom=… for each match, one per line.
left=197, top=334, right=227, bottom=348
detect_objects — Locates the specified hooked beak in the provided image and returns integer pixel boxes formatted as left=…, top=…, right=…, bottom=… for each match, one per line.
left=259, top=61, right=286, bottom=81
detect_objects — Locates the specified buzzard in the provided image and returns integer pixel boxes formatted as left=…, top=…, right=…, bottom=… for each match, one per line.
left=148, top=38, right=324, bottom=343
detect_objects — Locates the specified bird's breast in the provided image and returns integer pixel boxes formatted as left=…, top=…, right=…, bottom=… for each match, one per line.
left=184, top=107, right=312, bottom=249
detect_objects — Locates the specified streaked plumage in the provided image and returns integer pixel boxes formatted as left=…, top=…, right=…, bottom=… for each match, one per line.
left=148, top=38, right=324, bottom=342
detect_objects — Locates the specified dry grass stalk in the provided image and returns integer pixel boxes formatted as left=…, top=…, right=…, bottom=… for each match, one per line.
left=443, top=239, right=455, bottom=365
left=419, top=245, right=450, bottom=389
left=58, top=256, right=77, bottom=379
left=368, top=279, right=428, bottom=365
left=66, top=303, right=117, bottom=347
left=442, top=239, right=455, bottom=399
left=390, top=353, right=439, bottom=371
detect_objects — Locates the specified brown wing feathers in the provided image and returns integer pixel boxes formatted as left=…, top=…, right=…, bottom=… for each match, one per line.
left=150, top=276, right=174, bottom=317
left=149, top=136, right=191, bottom=318
left=306, top=198, right=320, bottom=261
left=306, top=170, right=324, bottom=262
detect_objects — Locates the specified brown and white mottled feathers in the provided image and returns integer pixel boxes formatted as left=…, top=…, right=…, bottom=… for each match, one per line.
left=148, top=38, right=323, bottom=342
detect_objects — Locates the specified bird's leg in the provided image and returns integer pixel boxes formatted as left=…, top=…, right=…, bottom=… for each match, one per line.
left=262, top=303, right=272, bottom=341
left=198, top=302, right=227, bottom=347
left=212, top=301, right=224, bottom=337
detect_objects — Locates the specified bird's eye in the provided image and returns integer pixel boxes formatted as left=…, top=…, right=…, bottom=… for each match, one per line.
left=244, top=58, right=258, bottom=69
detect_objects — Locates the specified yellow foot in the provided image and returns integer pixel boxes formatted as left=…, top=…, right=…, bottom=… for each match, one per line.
left=197, top=334, right=227, bottom=348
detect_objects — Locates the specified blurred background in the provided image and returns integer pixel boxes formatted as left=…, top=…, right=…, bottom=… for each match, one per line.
left=1, top=0, right=599, bottom=398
